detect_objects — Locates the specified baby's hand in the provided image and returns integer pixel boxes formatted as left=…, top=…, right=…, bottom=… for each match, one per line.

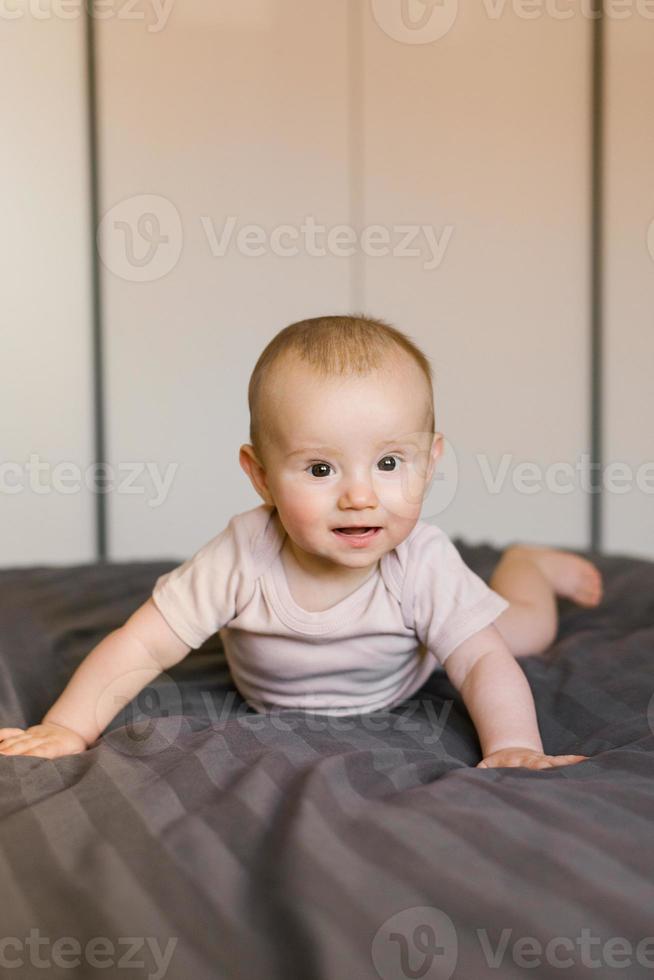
left=477, top=747, right=588, bottom=770
left=0, top=722, right=88, bottom=759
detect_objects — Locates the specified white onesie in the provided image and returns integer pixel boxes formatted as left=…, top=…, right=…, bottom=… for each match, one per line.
left=152, top=504, right=509, bottom=716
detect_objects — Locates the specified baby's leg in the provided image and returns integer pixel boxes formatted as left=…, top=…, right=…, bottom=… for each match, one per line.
left=489, top=545, right=604, bottom=658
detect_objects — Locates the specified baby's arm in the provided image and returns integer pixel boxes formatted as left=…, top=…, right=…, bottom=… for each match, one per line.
left=0, top=599, right=191, bottom=759
left=443, top=625, right=587, bottom=770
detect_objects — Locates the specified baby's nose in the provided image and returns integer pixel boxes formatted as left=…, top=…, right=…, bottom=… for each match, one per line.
left=339, top=477, right=379, bottom=507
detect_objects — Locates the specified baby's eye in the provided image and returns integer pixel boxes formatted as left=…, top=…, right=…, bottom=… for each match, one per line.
left=307, top=462, right=332, bottom=478
left=378, top=455, right=402, bottom=472
left=305, top=455, right=403, bottom=479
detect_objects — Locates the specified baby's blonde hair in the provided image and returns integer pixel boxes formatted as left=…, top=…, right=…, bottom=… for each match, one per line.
left=247, top=314, right=435, bottom=465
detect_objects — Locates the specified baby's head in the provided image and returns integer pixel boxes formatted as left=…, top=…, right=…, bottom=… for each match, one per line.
left=239, top=314, right=443, bottom=573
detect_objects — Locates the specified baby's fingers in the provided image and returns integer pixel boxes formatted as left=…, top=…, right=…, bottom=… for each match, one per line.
left=525, top=754, right=588, bottom=770
left=547, top=754, right=589, bottom=768
left=0, top=736, right=32, bottom=754
left=3, top=739, right=57, bottom=758
left=0, top=728, right=28, bottom=741
left=0, top=734, right=48, bottom=756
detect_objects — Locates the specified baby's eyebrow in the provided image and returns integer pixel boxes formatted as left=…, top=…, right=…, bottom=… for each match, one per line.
left=285, top=436, right=422, bottom=459
left=285, top=446, right=337, bottom=458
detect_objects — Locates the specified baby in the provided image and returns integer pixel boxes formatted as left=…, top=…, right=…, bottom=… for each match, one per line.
left=0, top=315, right=603, bottom=768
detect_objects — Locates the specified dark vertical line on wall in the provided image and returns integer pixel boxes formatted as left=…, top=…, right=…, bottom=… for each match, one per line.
left=590, top=0, right=604, bottom=552
left=84, top=0, right=108, bottom=561
left=348, top=0, right=365, bottom=312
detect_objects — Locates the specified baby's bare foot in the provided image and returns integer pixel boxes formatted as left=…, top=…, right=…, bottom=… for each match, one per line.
left=507, top=545, right=604, bottom=607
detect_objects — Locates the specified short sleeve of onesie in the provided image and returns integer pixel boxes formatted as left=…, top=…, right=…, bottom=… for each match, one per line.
left=410, top=523, right=510, bottom=666
left=151, top=514, right=251, bottom=649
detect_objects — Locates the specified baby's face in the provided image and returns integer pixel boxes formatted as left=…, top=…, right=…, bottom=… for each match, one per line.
left=240, top=354, right=442, bottom=575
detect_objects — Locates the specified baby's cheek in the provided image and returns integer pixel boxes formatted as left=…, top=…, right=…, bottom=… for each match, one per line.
left=280, top=494, right=325, bottom=530
left=385, top=493, right=423, bottom=523
left=384, top=462, right=428, bottom=516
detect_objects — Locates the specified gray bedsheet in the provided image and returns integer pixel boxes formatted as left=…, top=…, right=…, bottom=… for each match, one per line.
left=0, top=539, right=653, bottom=980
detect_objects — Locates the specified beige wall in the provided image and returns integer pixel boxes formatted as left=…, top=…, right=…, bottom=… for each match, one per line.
left=2, top=1, right=652, bottom=565
left=98, top=0, right=352, bottom=559
left=361, top=4, right=591, bottom=550
left=1, top=12, right=94, bottom=566
left=605, top=16, right=654, bottom=559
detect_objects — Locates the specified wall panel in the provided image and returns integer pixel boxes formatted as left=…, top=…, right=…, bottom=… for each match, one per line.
left=361, top=3, right=591, bottom=549
left=1, top=11, right=94, bottom=567
left=604, top=15, right=654, bottom=559
left=97, top=0, right=353, bottom=559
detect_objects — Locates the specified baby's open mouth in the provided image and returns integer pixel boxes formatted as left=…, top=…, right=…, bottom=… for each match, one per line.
left=333, top=527, right=380, bottom=536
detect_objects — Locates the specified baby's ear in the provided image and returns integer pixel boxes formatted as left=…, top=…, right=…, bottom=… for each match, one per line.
left=430, top=433, right=444, bottom=466
left=239, top=444, right=274, bottom=505
left=423, top=433, right=444, bottom=485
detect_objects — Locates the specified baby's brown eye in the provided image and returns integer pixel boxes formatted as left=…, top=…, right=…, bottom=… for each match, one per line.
left=378, top=456, right=399, bottom=472
left=309, top=463, right=331, bottom=478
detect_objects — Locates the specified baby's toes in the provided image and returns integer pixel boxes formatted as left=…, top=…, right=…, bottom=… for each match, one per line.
left=578, top=566, right=603, bottom=606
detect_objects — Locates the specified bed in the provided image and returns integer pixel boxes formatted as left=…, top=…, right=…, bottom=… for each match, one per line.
left=0, top=537, right=653, bottom=980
